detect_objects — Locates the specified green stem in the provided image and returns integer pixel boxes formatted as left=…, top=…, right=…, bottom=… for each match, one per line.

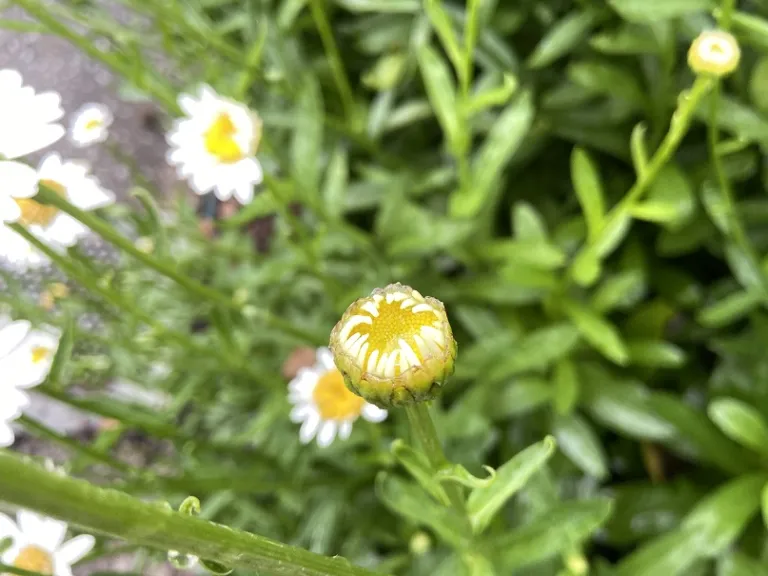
left=404, top=403, right=467, bottom=520
left=0, top=451, right=385, bottom=576
left=0, top=563, right=48, bottom=576
left=308, top=0, right=356, bottom=120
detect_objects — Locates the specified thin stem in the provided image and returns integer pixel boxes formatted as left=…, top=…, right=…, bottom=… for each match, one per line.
left=0, top=563, right=48, bottom=576
left=404, top=403, right=467, bottom=520
left=308, top=0, right=355, bottom=120
left=0, top=451, right=385, bottom=576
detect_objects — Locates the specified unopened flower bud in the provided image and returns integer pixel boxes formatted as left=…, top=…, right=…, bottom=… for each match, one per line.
left=688, top=29, right=740, bottom=77
left=329, top=283, right=457, bottom=408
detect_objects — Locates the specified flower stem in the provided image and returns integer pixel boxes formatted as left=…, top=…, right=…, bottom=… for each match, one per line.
left=404, top=403, right=467, bottom=520
left=0, top=451, right=384, bottom=576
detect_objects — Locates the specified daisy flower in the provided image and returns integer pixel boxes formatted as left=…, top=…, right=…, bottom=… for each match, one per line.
left=329, top=283, right=457, bottom=408
left=0, top=317, right=60, bottom=447
left=166, top=85, right=263, bottom=204
left=288, top=347, right=387, bottom=448
left=2, top=153, right=114, bottom=266
left=0, top=69, right=65, bottom=223
left=69, top=103, right=113, bottom=147
left=0, top=509, right=95, bottom=576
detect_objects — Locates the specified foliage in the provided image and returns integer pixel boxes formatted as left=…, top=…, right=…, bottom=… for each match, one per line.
left=4, top=0, right=768, bottom=574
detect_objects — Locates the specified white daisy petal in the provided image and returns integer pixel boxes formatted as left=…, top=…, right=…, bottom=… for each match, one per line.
left=316, top=421, right=338, bottom=448
left=362, top=403, right=388, bottom=423
left=299, top=411, right=321, bottom=444
left=56, top=534, right=95, bottom=565
left=338, top=420, right=354, bottom=440
left=0, top=422, right=14, bottom=447
left=0, top=196, right=22, bottom=223
left=0, top=513, right=20, bottom=540
left=17, top=511, right=44, bottom=542
left=289, top=404, right=312, bottom=423
left=39, top=517, right=68, bottom=550
left=315, top=347, right=336, bottom=371
left=0, top=319, right=30, bottom=358
left=0, top=161, right=38, bottom=200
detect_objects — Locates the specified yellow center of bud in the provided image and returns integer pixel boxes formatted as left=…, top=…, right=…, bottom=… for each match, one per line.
left=15, top=180, right=65, bottom=227
left=31, top=346, right=51, bottom=364
left=312, top=369, right=365, bottom=420
left=13, top=545, right=54, bottom=575
left=84, top=119, right=102, bottom=130
left=337, top=289, right=446, bottom=379
left=204, top=113, right=244, bottom=164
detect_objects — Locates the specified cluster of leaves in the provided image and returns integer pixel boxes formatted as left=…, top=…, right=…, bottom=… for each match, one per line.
left=8, top=0, right=768, bottom=573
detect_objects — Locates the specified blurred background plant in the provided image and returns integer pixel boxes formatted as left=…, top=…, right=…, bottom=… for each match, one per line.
left=4, top=0, right=768, bottom=574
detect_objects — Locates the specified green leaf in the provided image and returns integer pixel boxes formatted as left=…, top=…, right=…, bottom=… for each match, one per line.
left=291, top=74, right=323, bottom=195
left=562, top=299, right=629, bottom=365
left=131, top=187, right=168, bottom=255
left=614, top=526, right=709, bottom=576
left=571, top=250, right=602, bottom=286
left=708, top=398, right=768, bottom=458
left=483, top=498, right=613, bottom=570
left=552, top=359, right=580, bottom=415
left=423, top=0, right=463, bottom=77
left=45, top=317, right=74, bottom=389
left=435, top=464, right=495, bottom=489
left=631, top=164, right=695, bottom=229
left=528, top=10, right=599, bottom=69
left=608, top=0, right=714, bottom=23
left=718, top=552, right=768, bottom=576
left=467, top=436, right=557, bottom=534
left=568, top=61, right=645, bottom=109
left=481, top=239, right=566, bottom=270
left=513, top=202, right=548, bottom=241
left=465, top=74, right=518, bottom=115
left=322, top=146, right=349, bottom=220
left=221, top=187, right=285, bottom=227
left=493, top=378, right=553, bottom=419
left=731, top=12, right=768, bottom=53
left=592, top=269, right=646, bottom=313
left=453, top=91, right=534, bottom=218
left=488, top=324, right=581, bottom=382
left=570, top=147, right=605, bottom=243
left=390, top=440, right=450, bottom=506
left=376, top=473, right=469, bottom=547
left=417, top=45, right=461, bottom=153
left=334, top=0, right=419, bottom=12
left=761, top=482, right=768, bottom=529
left=553, top=414, right=609, bottom=480
left=698, top=290, right=762, bottom=328
left=626, top=340, right=686, bottom=368
left=590, top=25, right=660, bottom=55
left=630, top=123, right=649, bottom=175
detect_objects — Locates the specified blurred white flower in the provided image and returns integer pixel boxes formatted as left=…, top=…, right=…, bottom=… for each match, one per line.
left=166, top=85, right=263, bottom=204
left=69, top=103, right=113, bottom=147
left=0, top=69, right=65, bottom=223
left=288, top=347, right=387, bottom=448
left=0, top=317, right=60, bottom=447
left=1, top=153, right=115, bottom=266
left=0, top=509, right=95, bottom=576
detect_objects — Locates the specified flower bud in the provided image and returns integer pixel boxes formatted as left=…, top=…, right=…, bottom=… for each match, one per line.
left=688, top=29, right=740, bottom=77
left=329, top=283, right=457, bottom=408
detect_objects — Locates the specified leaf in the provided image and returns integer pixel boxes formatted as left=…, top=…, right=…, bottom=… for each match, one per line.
left=718, top=552, right=768, bottom=576
left=626, top=340, right=686, bottom=368
left=465, top=74, right=518, bottom=115
left=391, top=440, right=450, bottom=505
left=482, top=239, right=566, bottom=270
left=592, top=269, right=646, bottom=313
left=698, top=290, right=761, bottom=328
left=708, top=398, right=768, bottom=458
left=590, top=25, right=660, bottom=55
left=376, top=473, right=469, bottom=547
left=528, top=10, right=599, bottom=69
left=467, top=436, right=557, bottom=534
left=45, top=317, right=74, bottom=389
left=435, top=464, right=495, bottom=489
left=614, top=526, right=709, bottom=576
left=631, top=164, right=695, bottom=229
left=493, top=378, right=552, bottom=419
left=453, top=91, right=535, bottom=218
left=568, top=61, right=645, bottom=109
left=562, top=299, right=629, bottom=365
left=291, top=74, right=323, bottom=195
left=488, top=323, right=581, bottom=382
left=334, top=0, right=419, bottom=12
left=608, top=0, right=714, bottom=23
left=571, top=147, right=605, bottom=243
left=630, top=123, right=649, bottom=175
left=417, top=45, right=461, bottom=153
left=483, top=498, right=613, bottom=570
left=322, top=146, right=348, bottom=219
left=553, top=414, right=609, bottom=480
left=513, top=202, right=548, bottom=241
left=423, top=0, right=463, bottom=76
left=552, top=359, right=580, bottom=415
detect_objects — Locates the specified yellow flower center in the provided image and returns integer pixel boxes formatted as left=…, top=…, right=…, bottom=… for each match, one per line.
left=204, top=113, right=244, bottom=164
left=15, top=180, right=65, bottom=227
left=13, top=545, right=54, bottom=575
left=337, top=290, right=446, bottom=379
left=312, top=369, right=365, bottom=420
left=31, top=345, right=51, bottom=364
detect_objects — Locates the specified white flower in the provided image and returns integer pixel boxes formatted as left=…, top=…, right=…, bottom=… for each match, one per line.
left=288, top=347, right=387, bottom=448
left=0, top=317, right=60, bottom=447
left=2, top=153, right=114, bottom=266
left=0, top=69, right=65, bottom=223
left=69, top=103, right=113, bottom=147
left=0, top=509, right=95, bottom=576
left=166, top=85, right=263, bottom=204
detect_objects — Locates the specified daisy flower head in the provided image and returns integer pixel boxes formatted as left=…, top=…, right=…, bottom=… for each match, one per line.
left=288, top=347, right=387, bottom=448
left=166, top=85, right=263, bottom=205
left=688, top=29, right=741, bottom=77
left=4, top=153, right=114, bottom=266
left=0, top=69, right=65, bottom=223
left=0, top=317, right=61, bottom=447
left=0, top=509, right=95, bottom=575
left=329, top=283, right=457, bottom=408
left=69, top=102, right=113, bottom=147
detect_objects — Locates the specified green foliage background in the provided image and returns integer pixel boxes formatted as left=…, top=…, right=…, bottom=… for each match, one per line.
left=7, top=0, right=768, bottom=574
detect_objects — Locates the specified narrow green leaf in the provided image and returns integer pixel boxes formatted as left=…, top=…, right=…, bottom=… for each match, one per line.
left=571, top=147, right=605, bottom=243
left=417, top=45, right=461, bottom=152
left=334, top=0, right=419, bottom=12
left=322, top=146, right=348, bottom=219
left=291, top=75, right=324, bottom=196
left=528, top=10, right=599, bottom=69
left=568, top=61, right=645, bottom=108
left=493, top=378, right=552, bottom=419
left=467, top=436, right=557, bottom=534
left=45, top=317, right=74, bottom=389
left=718, top=552, right=768, bottom=576
left=731, top=12, right=768, bottom=53
left=571, top=250, right=602, bottom=286
left=553, top=414, right=609, bottom=480
left=484, top=498, right=613, bottom=570
left=488, top=324, right=581, bottom=382
left=614, top=526, right=708, bottom=576
left=590, top=25, right=660, bottom=55
left=390, top=440, right=450, bottom=506
left=552, top=359, right=580, bottom=415
left=761, top=482, right=768, bottom=529
left=465, top=74, right=518, bottom=115
left=630, top=123, right=649, bottom=176
left=592, top=269, right=646, bottom=313
left=608, top=0, right=714, bottom=23
left=626, top=340, right=686, bottom=368
left=513, top=202, right=548, bottom=241
left=423, top=0, right=463, bottom=76
left=698, top=290, right=761, bottom=328
left=562, top=299, right=629, bottom=365
left=708, top=398, right=768, bottom=458
left=631, top=164, right=695, bottom=228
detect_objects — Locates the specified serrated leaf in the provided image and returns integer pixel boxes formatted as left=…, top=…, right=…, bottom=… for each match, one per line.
left=562, top=299, right=629, bottom=365
left=467, top=436, right=557, bottom=534
left=571, top=148, right=605, bottom=243
left=554, top=414, right=609, bottom=479
left=708, top=398, right=768, bottom=458
left=608, top=0, right=714, bottom=23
